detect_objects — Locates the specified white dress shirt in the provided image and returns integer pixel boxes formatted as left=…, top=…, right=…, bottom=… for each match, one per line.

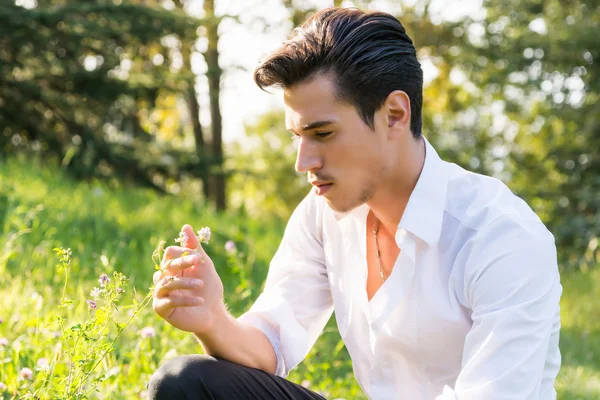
left=238, top=136, right=562, bottom=400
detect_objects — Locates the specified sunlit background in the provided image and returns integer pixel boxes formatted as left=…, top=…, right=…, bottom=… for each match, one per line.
left=1, top=0, right=599, bottom=398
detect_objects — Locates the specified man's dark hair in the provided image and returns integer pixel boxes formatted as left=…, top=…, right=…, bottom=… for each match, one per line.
left=254, top=7, right=423, bottom=137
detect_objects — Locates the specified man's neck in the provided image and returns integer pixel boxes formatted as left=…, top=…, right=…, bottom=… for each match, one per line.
left=367, top=136, right=426, bottom=235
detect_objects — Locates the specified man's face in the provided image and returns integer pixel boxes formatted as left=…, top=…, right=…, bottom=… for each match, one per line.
left=284, top=74, right=387, bottom=213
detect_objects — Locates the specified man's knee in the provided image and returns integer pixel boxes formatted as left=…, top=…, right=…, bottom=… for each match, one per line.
left=147, top=354, right=219, bottom=399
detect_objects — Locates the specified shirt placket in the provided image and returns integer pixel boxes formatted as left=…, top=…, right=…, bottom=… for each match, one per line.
left=366, top=231, right=417, bottom=398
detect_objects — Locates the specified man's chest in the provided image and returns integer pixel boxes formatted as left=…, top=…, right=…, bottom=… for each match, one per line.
left=322, top=225, right=473, bottom=369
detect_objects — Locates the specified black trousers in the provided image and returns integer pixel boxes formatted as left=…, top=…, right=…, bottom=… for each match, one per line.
left=147, top=355, right=327, bottom=400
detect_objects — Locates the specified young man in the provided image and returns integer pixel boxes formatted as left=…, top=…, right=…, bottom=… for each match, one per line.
left=148, top=7, right=562, bottom=400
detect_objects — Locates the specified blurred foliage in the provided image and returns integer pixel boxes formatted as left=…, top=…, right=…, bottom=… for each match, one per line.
left=0, top=0, right=208, bottom=192
left=415, top=0, right=600, bottom=270
left=227, top=110, right=309, bottom=220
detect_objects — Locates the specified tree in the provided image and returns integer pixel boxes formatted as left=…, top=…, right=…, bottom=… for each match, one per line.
left=203, top=0, right=227, bottom=211
left=0, top=1, right=203, bottom=191
left=402, top=0, right=599, bottom=269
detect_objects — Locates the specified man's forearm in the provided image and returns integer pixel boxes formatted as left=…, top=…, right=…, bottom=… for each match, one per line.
left=193, top=305, right=278, bottom=375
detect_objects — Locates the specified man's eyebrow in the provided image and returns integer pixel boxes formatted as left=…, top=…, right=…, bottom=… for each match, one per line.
left=287, top=120, right=336, bottom=133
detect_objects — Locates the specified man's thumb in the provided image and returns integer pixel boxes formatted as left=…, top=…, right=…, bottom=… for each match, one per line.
left=181, top=224, right=201, bottom=252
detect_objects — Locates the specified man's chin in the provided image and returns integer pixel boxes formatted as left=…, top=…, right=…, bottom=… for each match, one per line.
left=325, top=197, right=360, bottom=214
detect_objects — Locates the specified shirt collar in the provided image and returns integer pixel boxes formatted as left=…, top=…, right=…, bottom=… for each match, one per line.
left=333, top=136, right=448, bottom=246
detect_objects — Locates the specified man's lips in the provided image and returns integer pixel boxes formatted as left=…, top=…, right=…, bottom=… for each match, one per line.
left=310, top=180, right=332, bottom=187
left=311, top=182, right=333, bottom=195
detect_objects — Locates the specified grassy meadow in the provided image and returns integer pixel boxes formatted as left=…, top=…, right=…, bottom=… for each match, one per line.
left=0, top=157, right=599, bottom=399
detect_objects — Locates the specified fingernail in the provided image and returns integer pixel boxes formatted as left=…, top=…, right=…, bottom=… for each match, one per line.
left=192, top=279, right=202, bottom=286
left=194, top=297, right=203, bottom=304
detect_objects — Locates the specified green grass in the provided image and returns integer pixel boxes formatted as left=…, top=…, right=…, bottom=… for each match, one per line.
left=0, top=156, right=598, bottom=399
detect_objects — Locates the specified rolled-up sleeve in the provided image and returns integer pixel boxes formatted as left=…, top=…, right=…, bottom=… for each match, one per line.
left=436, top=216, right=562, bottom=400
left=238, top=193, right=334, bottom=377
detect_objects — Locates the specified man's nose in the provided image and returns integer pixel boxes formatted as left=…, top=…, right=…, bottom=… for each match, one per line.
left=295, top=137, right=322, bottom=173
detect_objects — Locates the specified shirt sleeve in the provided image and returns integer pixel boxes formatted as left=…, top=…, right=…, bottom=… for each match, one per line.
left=436, top=215, right=562, bottom=400
left=237, top=192, right=334, bottom=377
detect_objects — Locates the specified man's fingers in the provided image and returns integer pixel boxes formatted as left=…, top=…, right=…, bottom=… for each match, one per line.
left=160, top=245, right=184, bottom=267
left=164, top=254, right=203, bottom=272
left=155, top=277, right=204, bottom=298
left=153, top=270, right=161, bottom=285
left=153, top=295, right=204, bottom=315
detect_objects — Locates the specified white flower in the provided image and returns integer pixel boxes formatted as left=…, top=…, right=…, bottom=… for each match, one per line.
left=19, top=367, right=33, bottom=380
left=0, top=382, right=6, bottom=390
left=36, top=358, right=49, bottom=369
left=90, top=287, right=102, bottom=299
left=224, top=240, right=236, bottom=254
left=139, top=326, right=156, bottom=339
left=174, top=231, right=189, bottom=247
left=0, top=338, right=8, bottom=347
left=197, top=227, right=211, bottom=244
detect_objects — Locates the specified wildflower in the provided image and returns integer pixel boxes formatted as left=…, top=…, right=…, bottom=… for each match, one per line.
left=224, top=240, right=237, bottom=255
left=0, top=318, right=3, bottom=324
left=86, top=300, right=97, bottom=309
left=301, top=379, right=311, bottom=388
left=37, top=358, right=49, bottom=369
left=197, top=227, right=211, bottom=244
left=139, top=390, right=148, bottom=398
left=0, top=382, right=5, bottom=390
left=99, top=273, right=110, bottom=287
left=90, top=287, right=102, bottom=299
left=174, top=231, right=189, bottom=247
left=116, top=287, right=125, bottom=294
left=0, top=338, right=8, bottom=346
left=152, top=240, right=166, bottom=260
left=139, top=326, right=156, bottom=339
left=19, top=367, right=33, bottom=380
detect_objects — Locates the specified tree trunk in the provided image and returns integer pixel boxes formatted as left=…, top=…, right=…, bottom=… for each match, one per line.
left=174, top=0, right=211, bottom=201
left=204, top=0, right=226, bottom=211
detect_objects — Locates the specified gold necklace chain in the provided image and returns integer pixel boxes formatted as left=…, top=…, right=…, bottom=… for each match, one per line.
left=372, top=215, right=386, bottom=282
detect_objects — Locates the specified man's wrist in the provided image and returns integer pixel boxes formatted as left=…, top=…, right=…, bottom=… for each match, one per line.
left=193, top=301, right=232, bottom=344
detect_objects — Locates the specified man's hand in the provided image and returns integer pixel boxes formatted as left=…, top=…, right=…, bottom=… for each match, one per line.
left=152, top=224, right=225, bottom=335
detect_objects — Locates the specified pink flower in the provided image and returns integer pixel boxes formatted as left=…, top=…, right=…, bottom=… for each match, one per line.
left=86, top=300, right=97, bottom=309
left=99, top=273, right=110, bottom=287
left=19, top=367, right=33, bottom=380
left=0, top=382, right=6, bottom=390
left=0, top=338, right=8, bottom=347
left=225, top=240, right=237, bottom=254
left=139, top=326, right=156, bottom=339
left=37, top=358, right=49, bottom=369
left=174, top=232, right=189, bottom=247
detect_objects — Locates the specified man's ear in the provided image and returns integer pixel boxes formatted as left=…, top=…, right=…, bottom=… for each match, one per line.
left=383, top=90, right=411, bottom=135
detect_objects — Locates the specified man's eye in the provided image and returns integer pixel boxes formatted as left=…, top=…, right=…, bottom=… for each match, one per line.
left=316, top=131, right=332, bottom=138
